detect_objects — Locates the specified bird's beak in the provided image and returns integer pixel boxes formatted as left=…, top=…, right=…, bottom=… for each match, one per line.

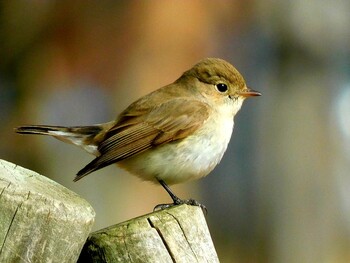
left=238, top=87, right=261, bottom=97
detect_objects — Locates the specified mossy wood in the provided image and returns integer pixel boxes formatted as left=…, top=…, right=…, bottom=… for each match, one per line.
left=0, top=159, right=219, bottom=262
left=79, top=204, right=219, bottom=263
left=0, top=159, right=95, bottom=263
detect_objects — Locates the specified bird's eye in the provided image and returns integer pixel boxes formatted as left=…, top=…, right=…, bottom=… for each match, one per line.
left=216, top=83, right=228, bottom=93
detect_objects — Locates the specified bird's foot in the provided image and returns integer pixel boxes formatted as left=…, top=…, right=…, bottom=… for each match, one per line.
left=154, top=197, right=207, bottom=215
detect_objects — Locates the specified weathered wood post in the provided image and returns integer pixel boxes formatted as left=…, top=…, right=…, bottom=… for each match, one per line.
left=78, top=205, right=219, bottom=262
left=0, top=159, right=219, bottom=262
left=0, top=159, right=95, bottom=263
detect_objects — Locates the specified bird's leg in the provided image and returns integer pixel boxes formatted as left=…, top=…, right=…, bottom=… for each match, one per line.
left=158, top=179, right=183, bottom=204
left=154, top=179, right=207, bottom=214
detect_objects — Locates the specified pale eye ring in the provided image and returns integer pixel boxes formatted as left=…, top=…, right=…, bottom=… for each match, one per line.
left=216, top=83, right=228, bottom=93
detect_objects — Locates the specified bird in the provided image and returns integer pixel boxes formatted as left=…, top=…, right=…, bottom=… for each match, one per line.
left=15, top=58, right=261, bottom=211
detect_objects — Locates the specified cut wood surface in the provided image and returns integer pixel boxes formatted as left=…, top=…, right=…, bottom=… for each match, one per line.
left=0, top=159, right=95, bottom=263
left=79, top=204, right=219, bottom=263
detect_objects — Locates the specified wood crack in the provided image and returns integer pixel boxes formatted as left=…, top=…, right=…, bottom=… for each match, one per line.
left=147, top=217, right=176, bottom=263
left=166, top=211, right=199, bottom=262
left=0, top=205, right=19, bottom=255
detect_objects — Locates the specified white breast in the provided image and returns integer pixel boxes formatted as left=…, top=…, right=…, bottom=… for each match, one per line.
left=118, top=98, right=241, bottom=185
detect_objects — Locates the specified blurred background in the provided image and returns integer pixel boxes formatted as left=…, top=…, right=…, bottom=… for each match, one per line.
left=1, top=1, right=350, bottom=262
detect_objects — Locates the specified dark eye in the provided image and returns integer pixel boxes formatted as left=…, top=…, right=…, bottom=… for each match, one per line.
left=216, top=83, right=228, bottom=93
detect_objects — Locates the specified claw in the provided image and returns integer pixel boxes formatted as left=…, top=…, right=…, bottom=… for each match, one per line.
left=156, top=179, right=208, bottom=215
left=153, top=199, right=207, bottom=215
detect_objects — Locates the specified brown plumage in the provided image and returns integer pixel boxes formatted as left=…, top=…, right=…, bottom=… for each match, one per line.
left=15, top=58, right=261, bottom=209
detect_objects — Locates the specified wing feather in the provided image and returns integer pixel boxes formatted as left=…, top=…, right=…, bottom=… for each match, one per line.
left=75, top=98, right=210, bottom=180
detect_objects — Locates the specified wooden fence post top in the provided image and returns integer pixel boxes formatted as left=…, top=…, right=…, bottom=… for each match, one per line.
left=0, top=159, right=95, bottom=263
left=0, top=159, right=220, bottom=262
left=79, top=204, right=220, bottom=262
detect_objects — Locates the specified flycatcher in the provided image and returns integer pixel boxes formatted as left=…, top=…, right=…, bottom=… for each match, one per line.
left=16, top=58, right=261, bottom=210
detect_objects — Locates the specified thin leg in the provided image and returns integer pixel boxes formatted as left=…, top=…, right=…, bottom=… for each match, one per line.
left=154, top=179, right=207, bottom=214
left=158, top=179, right=182, bottom=204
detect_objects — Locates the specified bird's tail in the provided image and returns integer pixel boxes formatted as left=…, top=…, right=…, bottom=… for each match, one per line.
left=15, top=124, right=107, bottom=156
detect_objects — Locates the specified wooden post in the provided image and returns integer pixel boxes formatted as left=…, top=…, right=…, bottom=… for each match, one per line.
left=0, top=159, right=95, bottom=263
left=78, top=204, right=219, bottom=263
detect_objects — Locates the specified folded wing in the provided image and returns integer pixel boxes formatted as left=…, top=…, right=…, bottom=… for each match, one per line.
left=75, top=98, right=210, bottom=181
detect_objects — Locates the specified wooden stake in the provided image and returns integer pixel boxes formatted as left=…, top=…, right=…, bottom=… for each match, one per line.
left=0, top=159, right=95, bottom=263
left=79, top=204, right=219, bottom=262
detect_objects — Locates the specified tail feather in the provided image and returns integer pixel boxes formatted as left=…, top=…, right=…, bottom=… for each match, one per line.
left=15, top=125, right=68, bottom=135
left=15, top=122, right=116, bottom=181
left=15, top=124, right=104, bottom=155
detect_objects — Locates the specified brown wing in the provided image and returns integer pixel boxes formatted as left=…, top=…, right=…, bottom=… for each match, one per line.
left=75, top=98, right=210, bottom=180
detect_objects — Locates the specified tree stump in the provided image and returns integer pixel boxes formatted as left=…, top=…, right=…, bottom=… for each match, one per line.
left=79, top=204, right=219, bottom=263
left=0, top=159, right=95, bottom=263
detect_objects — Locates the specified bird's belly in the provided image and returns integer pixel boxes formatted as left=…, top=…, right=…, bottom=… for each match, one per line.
left=118, top=118, right=234, bottom=185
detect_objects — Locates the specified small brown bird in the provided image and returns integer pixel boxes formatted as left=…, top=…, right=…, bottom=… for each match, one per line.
left=16, top=58, right=261, bottom=210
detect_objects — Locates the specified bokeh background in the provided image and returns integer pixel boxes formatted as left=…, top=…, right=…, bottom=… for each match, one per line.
left=1, top=1, right=350, bottom=262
